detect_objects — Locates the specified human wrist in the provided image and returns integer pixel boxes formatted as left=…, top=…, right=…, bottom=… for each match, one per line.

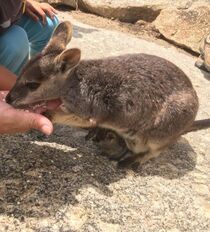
left=0, top=66, right=17, bottom=90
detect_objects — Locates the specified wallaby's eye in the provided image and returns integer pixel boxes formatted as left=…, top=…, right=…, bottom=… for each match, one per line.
left=25, top=82, right=40, bottom=91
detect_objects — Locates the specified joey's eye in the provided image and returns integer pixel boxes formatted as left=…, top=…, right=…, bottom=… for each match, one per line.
left=25, top=82, right=40, bottom=91
left=106, top=132, right=116, bottom=141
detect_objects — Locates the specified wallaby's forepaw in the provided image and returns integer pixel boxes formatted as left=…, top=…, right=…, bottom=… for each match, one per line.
left=118, top=153, right=139, bottom=168
left=107, top=149, right=128, bottom=161
left=117, top=151, right=149, bottom=168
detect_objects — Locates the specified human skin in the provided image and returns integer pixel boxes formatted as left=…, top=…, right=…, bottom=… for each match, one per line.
left=25, top=0, right=58, bottom=24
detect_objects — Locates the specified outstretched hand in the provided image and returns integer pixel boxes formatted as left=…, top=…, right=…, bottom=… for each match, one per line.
left=0, top=91, right=53, bottom=135
left=25, top=0, right=57, bottom=24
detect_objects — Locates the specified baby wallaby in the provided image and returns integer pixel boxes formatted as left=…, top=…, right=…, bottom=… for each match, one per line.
left=6, top=21, right=210, bottom=167
left=85, top=128, right=128, bottom=161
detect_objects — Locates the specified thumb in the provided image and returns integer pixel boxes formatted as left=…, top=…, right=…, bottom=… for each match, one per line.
left=17, top=111, right=53, bottom=135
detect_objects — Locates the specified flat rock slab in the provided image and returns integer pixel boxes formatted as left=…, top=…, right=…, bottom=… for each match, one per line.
left=0, top=12, right=210, bottom=232
left=43, top=0, right=203, bottom=22
left=43, top=0, right=210, bottom=54
left=154, top=3, right=210, bottom=53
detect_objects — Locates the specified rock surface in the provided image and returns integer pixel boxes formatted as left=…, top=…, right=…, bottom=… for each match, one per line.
left=42, top=0, right=210, bottom=53
left=0, top=11, right=210, bottom=232
left=41, top=0, right=77, bottom=8
left=154, top=3, right=210, bottom=53
left=42, top=0, right=204, bottom=22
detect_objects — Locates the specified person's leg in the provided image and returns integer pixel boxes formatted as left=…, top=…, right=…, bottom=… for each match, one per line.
left=17, top=15, right=59, bottom=57
left=0, top=25, right=29, bottom=75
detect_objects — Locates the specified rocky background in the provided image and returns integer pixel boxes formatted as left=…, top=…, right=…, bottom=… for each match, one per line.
left=0, top=1, right=210, bottom=232
left=42, top=0, right=210, bottom=53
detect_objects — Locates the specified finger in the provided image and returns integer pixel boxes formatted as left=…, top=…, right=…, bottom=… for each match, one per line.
left=15, top=111, right=53, bottom=135
left=26, top=8, right=39, bottom=22
left=39, top=9, right=47, bottom=24
left=0, top=91, right=8, bottom=101
left=50, top=6, right=58, bottom=14
left=30, top=6, right=46, bottom=24
left=44, top=8, right=55, bottom=20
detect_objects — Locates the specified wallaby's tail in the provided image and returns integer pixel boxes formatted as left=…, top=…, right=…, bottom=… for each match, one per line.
left=184, top=119, right=210, bottom=134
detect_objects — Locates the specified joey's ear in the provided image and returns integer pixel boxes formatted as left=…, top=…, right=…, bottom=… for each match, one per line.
left=43, top=21, right=73, bottom=55
left=55, top=48, right=81, bottom=73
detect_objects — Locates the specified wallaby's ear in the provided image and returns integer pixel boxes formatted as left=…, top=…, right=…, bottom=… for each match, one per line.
left=43, top=21, right=73, bottom=55
left=55, top=48, right=81, bottom=73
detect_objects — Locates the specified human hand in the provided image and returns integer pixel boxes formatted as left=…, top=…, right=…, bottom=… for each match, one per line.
left=0, top=91, right=53, bottom=135
left=25, top=0, right=57, bottom=24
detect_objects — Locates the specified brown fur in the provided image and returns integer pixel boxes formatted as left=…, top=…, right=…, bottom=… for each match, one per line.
left=6, top=21, right=210, bottom=166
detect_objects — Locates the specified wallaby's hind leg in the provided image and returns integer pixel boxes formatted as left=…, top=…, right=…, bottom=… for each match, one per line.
left=137, top=148, right=162, bottom=165
left=118, top=137, right=149, bottom=167
left=118, top=138, right=169, bottom=167
left=118, top=151, right=148, bottom=167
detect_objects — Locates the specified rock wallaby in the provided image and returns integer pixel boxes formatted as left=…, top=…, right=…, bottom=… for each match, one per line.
left=6, top=21, right=210, bottom=167
left=195, top=33, right=210, bottom=72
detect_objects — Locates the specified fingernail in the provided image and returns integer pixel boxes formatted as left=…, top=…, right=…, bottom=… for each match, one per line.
left=41, top=125, right=52, bottom=135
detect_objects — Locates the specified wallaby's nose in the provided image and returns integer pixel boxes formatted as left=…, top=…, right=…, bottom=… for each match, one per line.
left=5, top=94, right=12, bottom=104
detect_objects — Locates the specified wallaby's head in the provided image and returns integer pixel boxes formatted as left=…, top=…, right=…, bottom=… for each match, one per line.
left=6, top=21, right=81, bottom=111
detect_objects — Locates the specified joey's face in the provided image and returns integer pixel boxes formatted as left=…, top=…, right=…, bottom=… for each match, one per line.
left=6, top=21, right=81, bottom=113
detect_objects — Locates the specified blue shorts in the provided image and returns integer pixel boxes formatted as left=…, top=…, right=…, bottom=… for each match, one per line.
left=0, top=15, right=59, bottom=75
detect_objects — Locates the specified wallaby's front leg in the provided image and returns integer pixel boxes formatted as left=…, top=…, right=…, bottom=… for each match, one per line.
left=45, top=110, right=97, bottom=128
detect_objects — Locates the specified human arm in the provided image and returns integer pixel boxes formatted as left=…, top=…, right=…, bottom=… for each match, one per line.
left=0, top=66, right=17, bottom=90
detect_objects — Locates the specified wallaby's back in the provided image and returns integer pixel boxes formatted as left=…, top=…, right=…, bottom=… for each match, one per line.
left=63, top=53, right=199, bottom=139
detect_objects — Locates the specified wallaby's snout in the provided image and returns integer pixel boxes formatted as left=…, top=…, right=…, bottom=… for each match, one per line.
left=5, top=94, right=12, bottom=105
left=6, top=81, right=29, bottom=108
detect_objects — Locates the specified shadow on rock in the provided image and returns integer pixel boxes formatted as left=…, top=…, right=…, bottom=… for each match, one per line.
left=37, top=126, right=197, bottom=181
left=0, top=126, right=126, bottom=219
left=0, top=126, right=197, bottom=219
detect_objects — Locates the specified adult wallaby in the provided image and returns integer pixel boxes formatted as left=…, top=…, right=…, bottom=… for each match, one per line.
left=6, top=21, right=210, bottom=167
left=195, top=33, right=210, bottom=72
